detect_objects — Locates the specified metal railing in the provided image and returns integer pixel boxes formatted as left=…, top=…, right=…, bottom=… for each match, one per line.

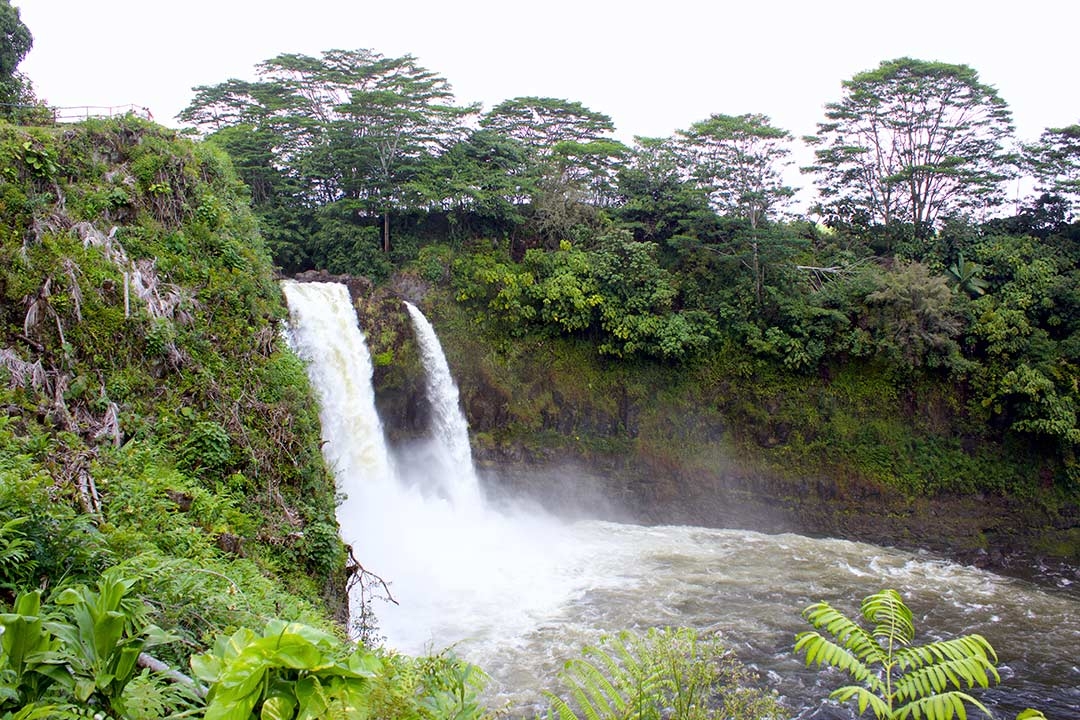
left=1, top=102, right=155, bottom=124
left=50, top=104, right=154, bottom=123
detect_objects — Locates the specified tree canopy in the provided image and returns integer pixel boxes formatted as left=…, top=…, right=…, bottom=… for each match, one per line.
left=805, top=58, right=1015, bottom=238
left=1025, top=123, right=1080, bottom=216
left=0, top=0, right=32, bottom=111
left=173, top=48, right=1080, bottom=483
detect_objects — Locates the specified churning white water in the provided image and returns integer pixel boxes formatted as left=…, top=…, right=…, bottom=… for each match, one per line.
left=284, top=282, right=595, bottom=653
left=284, top=282, right=1080, bottom=719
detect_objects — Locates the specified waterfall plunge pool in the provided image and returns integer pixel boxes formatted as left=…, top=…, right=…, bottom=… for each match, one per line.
left=283, top=280, right=1080, bottom=719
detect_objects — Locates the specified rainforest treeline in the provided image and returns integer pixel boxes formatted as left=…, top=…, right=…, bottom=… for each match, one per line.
left=178, top=49, right=1080, bottom=485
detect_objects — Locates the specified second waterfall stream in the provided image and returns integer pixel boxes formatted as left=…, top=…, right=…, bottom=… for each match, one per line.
left=282, top=280, right=1080, bottom=717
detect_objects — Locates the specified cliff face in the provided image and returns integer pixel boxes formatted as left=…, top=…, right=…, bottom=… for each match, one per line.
left=360, top=280, right=1079, bottom=581
left=0, top=117, right=345, bottom=628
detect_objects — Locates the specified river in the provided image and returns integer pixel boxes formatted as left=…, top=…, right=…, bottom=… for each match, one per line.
left=283, top=280, right=1079, bottom=719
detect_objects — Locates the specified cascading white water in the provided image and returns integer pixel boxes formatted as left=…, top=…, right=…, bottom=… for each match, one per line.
left=403, top=301, right=483, bottom=510
left=284, top=282, right=1080, bottom=719
left=280, top=280, right=395, bottom=549
left=283, top=282, right=595, bottom=653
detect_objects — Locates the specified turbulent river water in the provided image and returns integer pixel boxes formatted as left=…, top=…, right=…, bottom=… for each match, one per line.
left=282, top=281, right=1079, bottom=719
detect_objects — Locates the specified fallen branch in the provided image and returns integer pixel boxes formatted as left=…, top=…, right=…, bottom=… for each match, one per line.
left=14, top=333, right=44, bottom=352
left=138, top=652, right=207, bottom=699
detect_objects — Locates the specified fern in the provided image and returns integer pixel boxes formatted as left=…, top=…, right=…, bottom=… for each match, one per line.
left=543, top=627, right=783, bottom=720
left=0, top=516, right=35, bottom=590
left=795, top=589, right=1002, bottom=720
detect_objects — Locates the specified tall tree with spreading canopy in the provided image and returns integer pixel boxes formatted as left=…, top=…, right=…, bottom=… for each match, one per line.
left=805, top=58, right=1015, bottom=240
left=410, top=129, right=533, bottom=239
left=181, top=48, right=475, bottom=264
left=332, top=53, right=477, bottom=252
left=678, top=113, right=794, bottom=228
left=480, top=97, right=625, bottom=243
left=480, top=96, right=616, bottom=155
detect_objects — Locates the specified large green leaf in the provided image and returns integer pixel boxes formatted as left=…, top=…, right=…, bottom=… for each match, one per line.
left=260, top=680, right=299, bottom=720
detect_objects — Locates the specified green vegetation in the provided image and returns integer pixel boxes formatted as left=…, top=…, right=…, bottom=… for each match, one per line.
left=0, top=8, right=1075, bottom=715
left=543, top=627, right=783, bottom=720
left=0, top=568, right=490, bottom=719
left=0, top=0, right=32, bottom=118
left=179, top=49, right=1080, bottom=518
left=0, top=114, right=356, bottom=714
left=795, top=589, right=1052, bottom=720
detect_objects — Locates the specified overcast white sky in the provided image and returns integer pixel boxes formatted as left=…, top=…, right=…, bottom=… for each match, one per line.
left=14, top=0, right=1079, bottom=145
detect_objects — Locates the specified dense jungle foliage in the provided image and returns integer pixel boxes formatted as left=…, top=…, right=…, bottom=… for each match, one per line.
left=0, top=112, right=538, bottom=719
left=180, top=48, right=1080, bottom=502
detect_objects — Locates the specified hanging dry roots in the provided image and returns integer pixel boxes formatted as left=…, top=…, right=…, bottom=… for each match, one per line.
left=346, top=546, right=398, bottom=607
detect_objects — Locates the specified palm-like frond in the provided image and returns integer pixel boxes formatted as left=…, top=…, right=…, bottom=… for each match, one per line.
left=894, top=690, right=993, bottom=720
left=0, top=517, right=36, bottom=585
left=796, top=590, right=1003, bottom=720
left=802, top=600, right=885, bottom=664
left=562, top=654, right=629, bottom=720
left=544, top=627, right=783, bottom=720
left=894, top=635, right=997, bottom=671
left=831, top=684, right=892, bottom=719
left=892, top=655, right=1000, bottom=702
left=793, top=631, right=881, bottom=690
left=861, top=589, right=915, bottom=647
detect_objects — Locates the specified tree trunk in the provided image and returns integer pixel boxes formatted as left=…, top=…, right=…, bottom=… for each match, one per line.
left=382, top=209, right=390, bottom=254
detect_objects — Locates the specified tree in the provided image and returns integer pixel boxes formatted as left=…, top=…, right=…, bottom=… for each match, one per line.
left=181, top=49, right=476, bottom=261
left=0, top=0, right=33, bottom=113
left=678, top=113, right=794, bottom=228
left=332, top=53, right=476, bottom=252
left=795, top=589, right=1001, bottom=720
left=677, top=113, right=796, bottom=305
left=481, top=97, right=624, bottom=243
left=865, top=261, right=963, bottom=369
left=615, top=136, right=717, bottom=245
left=410, top=129, right=533, bottom=240
left=480, top=96, right=615, bottom=156
left=805, top=58, right=1015, bottom=239
left=1025, top=123, right=1080, bottom=216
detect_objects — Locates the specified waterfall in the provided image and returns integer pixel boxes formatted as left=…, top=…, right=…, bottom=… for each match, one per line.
left=282, top=282, right=586, bottom=653
left=280, top=280, right=395, bottom=550
left=403, top=301, right=483, bottom=510
left=282, top=281, right=1080, bottom=718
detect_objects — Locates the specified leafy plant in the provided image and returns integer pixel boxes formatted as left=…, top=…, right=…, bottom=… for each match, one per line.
left=46, top=567, right=176, bottom=716
left=543, top=626, right=783, bottom=720
left=0, top=517, right=34, bottom=592
left=794, top=589, right=1000, bottom=720
left=0, top=590, right=66, bottom=709
left=179, top=419, right=233, bottom=475
left=945, top=253, right=989, bottom=297
left=190, top=620, right=381, bottom=720
left=20, top=140, right=59, bottom=181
